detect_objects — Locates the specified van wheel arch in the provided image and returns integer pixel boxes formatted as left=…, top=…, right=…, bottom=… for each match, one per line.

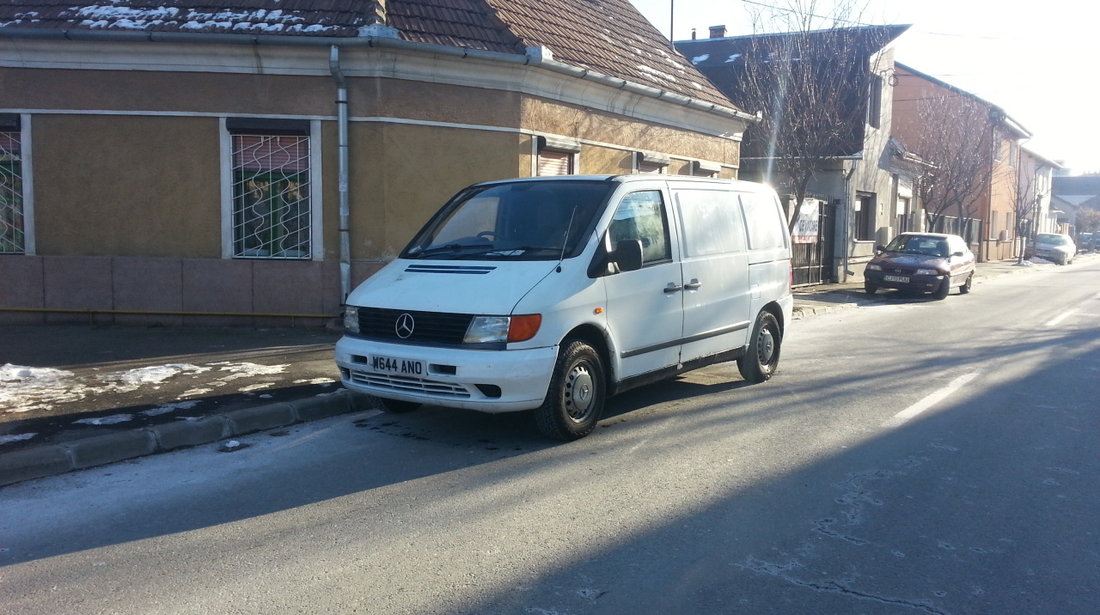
left=560, top=324, right=614, bottom=390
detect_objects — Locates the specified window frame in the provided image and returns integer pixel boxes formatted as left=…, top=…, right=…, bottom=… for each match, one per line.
left=854, top=192, right=876, bottom=242
left=220, top=117, right=322, bottom=260
left=0, top=113, right=33, bottom=255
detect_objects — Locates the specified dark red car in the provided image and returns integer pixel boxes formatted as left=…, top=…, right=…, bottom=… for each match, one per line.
left=863, top=232, right=976, bottom=299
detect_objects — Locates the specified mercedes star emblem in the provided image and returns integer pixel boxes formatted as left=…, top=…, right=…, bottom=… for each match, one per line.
left=395, top=313, right=415, bottom=339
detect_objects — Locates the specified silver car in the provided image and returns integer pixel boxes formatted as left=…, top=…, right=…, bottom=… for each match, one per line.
left=1033, top=233, right=1076, bottom=265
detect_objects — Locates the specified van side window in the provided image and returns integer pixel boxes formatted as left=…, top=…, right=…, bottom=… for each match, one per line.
left=674, top=190, right=746, bottom=256
left=609, top=191, right=671, bottom=265
left=740, top=193, right=788, bottom=250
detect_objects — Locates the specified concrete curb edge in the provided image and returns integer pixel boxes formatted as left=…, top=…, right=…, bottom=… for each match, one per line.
left=0, top=390, right=368, bottom=488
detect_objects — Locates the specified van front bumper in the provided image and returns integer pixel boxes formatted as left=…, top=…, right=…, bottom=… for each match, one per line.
left=335, top=336, right=558, bottom=413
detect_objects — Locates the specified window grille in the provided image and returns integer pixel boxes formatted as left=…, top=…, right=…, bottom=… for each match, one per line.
left=231, top=133, right=311, bottom=259
left=0, top=129, right=23, bottom=254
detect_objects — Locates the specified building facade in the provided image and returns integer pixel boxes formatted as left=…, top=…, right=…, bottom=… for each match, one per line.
left=0, top=0, right=753, bottom=326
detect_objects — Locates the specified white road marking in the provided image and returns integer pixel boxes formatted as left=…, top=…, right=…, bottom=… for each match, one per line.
left=1045, top=308, right=1079, bottom=327
left=884, top=372, right=980, bottom=428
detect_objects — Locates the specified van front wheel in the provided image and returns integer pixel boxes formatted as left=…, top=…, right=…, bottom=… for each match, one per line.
left=535, top=339, right=605, bottom=441
left=738, top=311, right=781, bottom=383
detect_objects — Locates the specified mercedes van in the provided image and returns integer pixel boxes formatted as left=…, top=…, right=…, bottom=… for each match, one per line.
left=335, top=175, right=793, bottom=440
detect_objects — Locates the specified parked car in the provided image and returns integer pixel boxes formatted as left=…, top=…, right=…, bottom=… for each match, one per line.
left=864, top=232, right=976, bottom=300
left=1078, top=232, right=1093, bottom=253
left=1033, top=233, right=1076, bottom=265
left=335, top=175, right=793, bottom=440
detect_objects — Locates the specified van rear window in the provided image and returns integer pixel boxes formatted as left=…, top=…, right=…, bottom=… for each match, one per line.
left=674, top=189, right=746, bottom=256
left=740, top=193, right=788, bottom=250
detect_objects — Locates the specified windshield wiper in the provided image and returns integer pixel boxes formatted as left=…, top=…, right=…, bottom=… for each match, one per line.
left=484, top=246, right=561, bottom=256
left=410, top=244, right=495, bottom=259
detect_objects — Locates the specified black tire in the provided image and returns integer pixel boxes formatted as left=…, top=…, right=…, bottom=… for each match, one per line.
left=932, top=276, right=951, bottom=300
left=737, top=311, right=782, bottom=383
left=864, top=281, right=878, bottom=295
left=959, top=272, right=973, bottom=294
left=378, top=397, right=421, bottom=413
left=535, top=339, right=606, bottom=441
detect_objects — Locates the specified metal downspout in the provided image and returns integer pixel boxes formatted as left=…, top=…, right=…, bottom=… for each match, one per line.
left=329, top=45, right=351, bottom=303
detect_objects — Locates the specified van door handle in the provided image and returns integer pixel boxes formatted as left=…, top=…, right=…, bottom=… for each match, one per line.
left=684, top=279, right=702, bottom=290
left=664, top=283, right=683, bottom=293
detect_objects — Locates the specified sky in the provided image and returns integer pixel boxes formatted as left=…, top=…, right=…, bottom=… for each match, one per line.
left=630, top=0, right=1100, bottom=175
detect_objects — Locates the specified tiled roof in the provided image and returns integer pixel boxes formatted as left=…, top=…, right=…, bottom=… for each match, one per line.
left=0, top=0, right=736, bottom=109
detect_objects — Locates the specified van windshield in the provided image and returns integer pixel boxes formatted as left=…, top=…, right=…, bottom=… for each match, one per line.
left=402, top=180, right=613, bottom=260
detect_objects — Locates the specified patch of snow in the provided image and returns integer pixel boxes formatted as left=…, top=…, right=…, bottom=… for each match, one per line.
left=293, top=377, right=337, bottom=385
left=75, top=414, right=134, bottom=426
left=113, top=364, right=209, bottom=388
left=0, top=433, right=36, bottom=446
left=142, top=401, right=200, bottom=417
left=725, top=53, right=742, bottom=63
left=691, top=54, right=710, bottom=64
left=636, top=64, right=679, bottom=83
left=213, top=362, right=289, bottom=382
left=239, top=383, right=273, bottom=392
left=1, top=360, right=292, bottom=414
left=0, top=364, right=82, bottom=413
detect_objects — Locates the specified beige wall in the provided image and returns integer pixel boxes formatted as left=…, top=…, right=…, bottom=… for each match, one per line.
left=0, top=67, right=333, bottom=115
left=33, top=114, right=222, bottom=257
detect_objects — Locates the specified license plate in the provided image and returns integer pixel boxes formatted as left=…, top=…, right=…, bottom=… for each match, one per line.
left=368, top=355, right=425, bottom=376
left=884, top=275, right=910, bottom=283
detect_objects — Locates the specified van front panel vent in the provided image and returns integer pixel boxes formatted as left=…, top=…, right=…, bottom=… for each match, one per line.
left=404, top=264, right=496, bottom=275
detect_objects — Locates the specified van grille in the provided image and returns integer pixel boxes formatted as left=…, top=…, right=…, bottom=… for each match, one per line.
left=357, top=308, right=473, bottom=345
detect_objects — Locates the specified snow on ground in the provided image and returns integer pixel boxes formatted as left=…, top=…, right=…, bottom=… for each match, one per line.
left=0, top=361, right=292, bottom=415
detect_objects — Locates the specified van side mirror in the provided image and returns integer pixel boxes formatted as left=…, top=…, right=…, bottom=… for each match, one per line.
left=874, top=244, right=885, bottom=253
left=611, top=240, right=643, bottom=273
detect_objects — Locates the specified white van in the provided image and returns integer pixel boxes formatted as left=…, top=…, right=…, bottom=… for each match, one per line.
left=335, top=175, right=793, bottom=440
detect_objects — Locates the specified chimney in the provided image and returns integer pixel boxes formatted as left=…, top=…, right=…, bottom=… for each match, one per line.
left=709, top=25, right=727, bottom=39
left=365, top=0, right=386, bottom=26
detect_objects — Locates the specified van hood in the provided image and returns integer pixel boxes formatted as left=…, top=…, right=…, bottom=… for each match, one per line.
left=346, top=259, right=559, bottom=314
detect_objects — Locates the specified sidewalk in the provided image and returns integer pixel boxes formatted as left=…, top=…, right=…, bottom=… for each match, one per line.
left=0, top=257, right=1066, bottom=486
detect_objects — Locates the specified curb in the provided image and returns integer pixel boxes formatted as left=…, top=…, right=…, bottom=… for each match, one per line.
left=0, top=390, right=368, bottom=488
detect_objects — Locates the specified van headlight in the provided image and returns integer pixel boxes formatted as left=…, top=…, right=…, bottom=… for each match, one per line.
left=464, top=315, right=542, bottom=344
left=343, top=306, right=360, bottom=334
left=866, top=263, right=882, bottom=271
left=915, top=268, right=939, bottom=276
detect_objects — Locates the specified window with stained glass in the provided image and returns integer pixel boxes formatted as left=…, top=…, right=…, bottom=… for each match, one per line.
left=230, top=122, right=311, bottom=259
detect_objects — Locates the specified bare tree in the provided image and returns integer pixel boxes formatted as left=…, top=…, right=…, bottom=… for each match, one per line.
left=898, top=87, right=992, bottom=237
left=1078, top=208, right=1100, bottom=234
left=731, top=1, right=894, bottom=232
left=1009, top=164, right=1040, bottom=264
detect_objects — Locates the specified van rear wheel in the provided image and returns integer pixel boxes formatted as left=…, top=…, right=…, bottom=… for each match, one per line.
left=535, top=339, right=605, bottom=441
left=738, top=311, right=781, bottom=383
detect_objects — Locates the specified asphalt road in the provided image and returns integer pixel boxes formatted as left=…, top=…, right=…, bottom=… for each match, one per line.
left=2, top=259, right=1098, bottom=614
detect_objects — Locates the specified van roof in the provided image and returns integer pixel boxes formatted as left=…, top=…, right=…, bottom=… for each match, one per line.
left=473, top=175, right=777, bottom=192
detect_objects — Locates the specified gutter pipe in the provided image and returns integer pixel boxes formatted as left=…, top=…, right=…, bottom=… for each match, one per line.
left=328, top=45, right=351, bottom=303
left=841, top=165, right=857, bottom=282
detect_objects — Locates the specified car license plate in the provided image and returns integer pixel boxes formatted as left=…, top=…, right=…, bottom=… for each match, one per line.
left=884, top=275, right=909, bottom=283
left=368, top=355, right=425, bottom=376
